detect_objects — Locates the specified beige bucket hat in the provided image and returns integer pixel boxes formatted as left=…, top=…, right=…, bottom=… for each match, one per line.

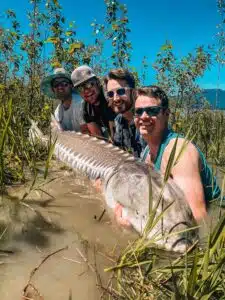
left=41, top=68, right=72, bottom=98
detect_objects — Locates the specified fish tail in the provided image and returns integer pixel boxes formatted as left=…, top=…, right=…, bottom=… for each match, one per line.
left=28, top=118, right=45, bottom=144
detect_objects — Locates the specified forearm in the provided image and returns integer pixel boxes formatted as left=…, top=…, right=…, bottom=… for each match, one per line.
left=173, top=176, right=207, bottom=221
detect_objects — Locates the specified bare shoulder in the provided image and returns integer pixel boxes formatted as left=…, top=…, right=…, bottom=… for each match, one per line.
left=167, top=137, right=199, bottom=158
left=162, top=137, right=200, bottom=172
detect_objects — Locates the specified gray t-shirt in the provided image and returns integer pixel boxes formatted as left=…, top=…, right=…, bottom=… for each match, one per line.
left=54, top=93, right=85, bottom=131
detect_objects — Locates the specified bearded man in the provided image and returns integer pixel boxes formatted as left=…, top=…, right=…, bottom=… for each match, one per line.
left=71, top=65, right=115, bottom=139
left=104, top=68, right=145, bottom=157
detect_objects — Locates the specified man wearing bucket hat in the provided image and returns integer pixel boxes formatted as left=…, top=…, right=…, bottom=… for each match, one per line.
left=41, top=68, right=87, bottom=132
left=71, top=65, right=115, bottom=139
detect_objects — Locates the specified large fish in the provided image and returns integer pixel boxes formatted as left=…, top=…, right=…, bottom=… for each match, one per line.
left=29, top=120, right=198, bottom=252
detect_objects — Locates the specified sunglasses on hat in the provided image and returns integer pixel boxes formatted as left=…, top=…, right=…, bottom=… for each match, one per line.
left=52, top=80, right=71, bottom=88
left=135, top=106, right=163, bottom=117
left=77, top=79, right=97, bottom=92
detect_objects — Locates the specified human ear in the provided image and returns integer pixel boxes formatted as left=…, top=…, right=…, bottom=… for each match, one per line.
left=165, top=108, right=170, bottom=116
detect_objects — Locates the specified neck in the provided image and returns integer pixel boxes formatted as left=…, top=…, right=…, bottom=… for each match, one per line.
left=62, top=95, right=72, bottom=109
left=122, top=110, right=133, bottom=123
left=145, top=127, right=168, bottom=150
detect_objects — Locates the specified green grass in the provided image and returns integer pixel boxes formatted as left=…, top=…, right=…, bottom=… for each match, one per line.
left=104, top=207, right=225, bottom=299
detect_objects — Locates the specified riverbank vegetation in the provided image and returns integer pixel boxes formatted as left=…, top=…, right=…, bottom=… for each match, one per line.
left=104, top=213, right=225, bottom=299
left=0, top=0, right=225, bottom=299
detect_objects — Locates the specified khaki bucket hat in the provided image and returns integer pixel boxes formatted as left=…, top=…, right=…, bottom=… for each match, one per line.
left=41, top=68, right=72, bottom=98
left=71, top=65, right=96, bottom=88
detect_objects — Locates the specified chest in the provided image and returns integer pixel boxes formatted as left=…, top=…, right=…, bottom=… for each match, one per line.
left=145, top=145, right=168, bottom=173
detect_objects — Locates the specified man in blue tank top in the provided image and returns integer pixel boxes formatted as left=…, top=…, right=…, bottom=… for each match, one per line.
left=134, top=86, right=224, bottom=222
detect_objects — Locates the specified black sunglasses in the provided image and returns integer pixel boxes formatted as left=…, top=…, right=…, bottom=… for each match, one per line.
left=106, top=87, right=128, bottom=99
left=135, top=106, right=163, bottom=117
left=77, top=79, right=96, bottom=92
left=52, top=81, right=70, bottom=88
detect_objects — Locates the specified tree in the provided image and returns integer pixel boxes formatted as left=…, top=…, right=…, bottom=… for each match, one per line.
left=153, top=41, right=212, bottom=122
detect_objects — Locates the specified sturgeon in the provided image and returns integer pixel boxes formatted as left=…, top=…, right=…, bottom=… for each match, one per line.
left=29, top=121, right=198, bottom=252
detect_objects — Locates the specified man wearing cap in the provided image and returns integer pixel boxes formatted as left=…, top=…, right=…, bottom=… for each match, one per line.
left=71, top=65, right=115, bottom=139
left=41, top=68, right=87, bottom=132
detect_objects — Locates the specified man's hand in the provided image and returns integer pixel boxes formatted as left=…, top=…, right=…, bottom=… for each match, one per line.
left=80, top=124, right=90, bottom=134
left=91, top=180, right=131, bottom=228
left=114, top=203, right=132, bottom=228
left=87, top=122, right=103, bottom=137
left=92, top=178, right=103, bottom=193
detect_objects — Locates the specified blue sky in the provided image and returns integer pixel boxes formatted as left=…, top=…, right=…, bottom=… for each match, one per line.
left=1, top=0, right=225, bottom=90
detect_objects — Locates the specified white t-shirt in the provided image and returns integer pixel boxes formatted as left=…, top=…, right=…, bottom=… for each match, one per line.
left=54, top=93, right=85, bottom=131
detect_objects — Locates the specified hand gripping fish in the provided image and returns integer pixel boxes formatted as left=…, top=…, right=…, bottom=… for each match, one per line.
left=29, top=119, right=198, bottom=252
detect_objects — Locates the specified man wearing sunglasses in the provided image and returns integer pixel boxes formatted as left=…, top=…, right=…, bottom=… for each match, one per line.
left=71, top=65, right=115, bottom=139
left=41, top=68, right=87, bottom=132
left=104, top=68, right=145, bottom=158
left=134, top=85, right=224, bottom=222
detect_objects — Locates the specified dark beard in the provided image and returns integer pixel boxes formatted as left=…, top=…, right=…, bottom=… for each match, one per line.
left=113, top=101, right=132, bottom=114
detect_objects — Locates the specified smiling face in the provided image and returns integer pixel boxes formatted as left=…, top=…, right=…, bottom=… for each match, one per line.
left=106, top=79, right=132, bottom=114
left=77, top=78, right=100, bottom=106
left=134, top=95, right=169, bottom=139
left=52, top=78, right=73, bottom=100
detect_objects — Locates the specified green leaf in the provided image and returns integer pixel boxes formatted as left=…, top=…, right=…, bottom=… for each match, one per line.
left=160, top=42, right=173, bottom=51
left=187, top=251, right=199, bottom=296
left=68, top=42, right=83, bottom=54
left=164, top=136, right=178, bottom=182
left=65, top=31, right=73, bottom=36
left=53, top=0, right=59, bottom=7
left=45, top=37, right=59, bottom=44
left=112, top=23, right=119, bottom=30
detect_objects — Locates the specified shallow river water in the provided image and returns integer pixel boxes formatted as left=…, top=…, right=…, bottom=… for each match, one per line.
left=0, top=162, right=224, bottom=300
left=0, top=162, right=138, bottom=300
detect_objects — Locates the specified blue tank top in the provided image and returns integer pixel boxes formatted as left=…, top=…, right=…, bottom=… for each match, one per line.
left=141, top=128, right=223, bottom=204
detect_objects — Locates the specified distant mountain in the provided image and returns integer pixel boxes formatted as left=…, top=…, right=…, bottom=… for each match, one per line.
left=202, top=89, right=225, bottom=109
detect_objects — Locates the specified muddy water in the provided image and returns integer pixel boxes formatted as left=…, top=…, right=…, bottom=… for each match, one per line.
left=0, top=163, right=137, bottom=300
left=0, top=163, right=224, bottom=300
